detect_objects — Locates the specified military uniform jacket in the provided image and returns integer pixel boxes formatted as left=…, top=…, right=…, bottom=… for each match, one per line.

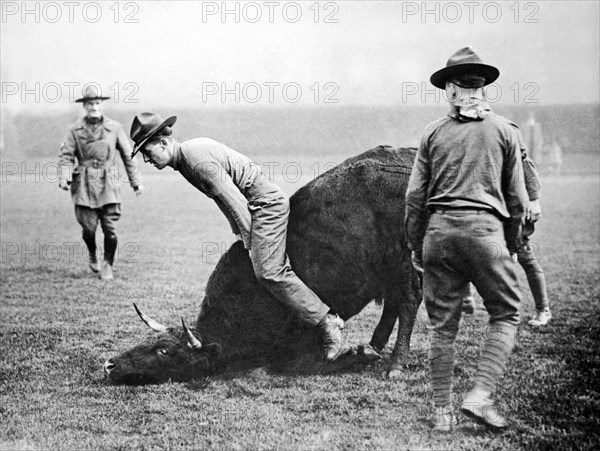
left=59, top=116, right=141, bottom=208
left=405, top=113, right=529, bottom=251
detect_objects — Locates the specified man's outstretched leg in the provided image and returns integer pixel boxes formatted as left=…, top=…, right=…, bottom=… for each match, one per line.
left=249, top=194, right=343, bottom=361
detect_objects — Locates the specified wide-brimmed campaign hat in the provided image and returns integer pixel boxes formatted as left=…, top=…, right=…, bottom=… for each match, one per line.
left=430, top=47, right=499, bottom=89
left=75, top=85, right=110, bottom=103
left=130, top=112, right=177, bottom=157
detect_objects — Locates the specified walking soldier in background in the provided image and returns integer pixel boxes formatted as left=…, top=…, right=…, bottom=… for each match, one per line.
left=59, top=86, right=142, bottom=280
left=405, top=47, right=529, bottom=431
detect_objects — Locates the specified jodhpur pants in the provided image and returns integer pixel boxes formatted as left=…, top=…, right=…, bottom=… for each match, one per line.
left=423, top=209, right=521, bottom=404
left=247, top=181, right=330, bottom=326
left=75, top=203, right=121, bottom=265
left=462, top=220, right=549, bottom=312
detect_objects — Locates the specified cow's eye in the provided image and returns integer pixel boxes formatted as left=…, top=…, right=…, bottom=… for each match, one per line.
left=158, top=349, right=169, bottom=356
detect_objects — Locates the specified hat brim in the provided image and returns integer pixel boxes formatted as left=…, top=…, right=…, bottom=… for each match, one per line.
left=131, top=116, right=177, bottom=158
left=430, top=63, right=499, bottom=89
left=75, top=96, right=111, bottom=103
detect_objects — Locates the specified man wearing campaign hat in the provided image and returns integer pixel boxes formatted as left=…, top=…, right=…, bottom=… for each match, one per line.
left=59, top=86, right=143, bottom=280
left=129, top=112, right=345, bottom=361
left=405, top=47, right=530, bottom=431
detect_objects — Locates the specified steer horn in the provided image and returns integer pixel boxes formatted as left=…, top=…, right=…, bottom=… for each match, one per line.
left=181, top=317, right=202, bottom=350
left=133, top=303, right=169, bottom=333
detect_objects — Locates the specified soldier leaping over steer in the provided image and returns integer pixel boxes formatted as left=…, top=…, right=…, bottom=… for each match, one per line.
left=129, top=113, right=345, bottom=361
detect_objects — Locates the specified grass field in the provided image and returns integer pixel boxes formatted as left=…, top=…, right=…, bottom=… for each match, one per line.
left=1, top=149, right=599, bottom=450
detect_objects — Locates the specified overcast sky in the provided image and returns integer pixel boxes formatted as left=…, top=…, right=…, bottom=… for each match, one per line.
left=1, top=1, right=599, bottom=112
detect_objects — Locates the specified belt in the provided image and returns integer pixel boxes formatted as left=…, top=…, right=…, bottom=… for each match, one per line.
left=432, top=207, right=494, bottom=215
left=79, top=159, right=107, bottom=169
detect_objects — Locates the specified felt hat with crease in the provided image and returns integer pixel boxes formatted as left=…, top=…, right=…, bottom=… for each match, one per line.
left=430, top=46, right=499, bottom=89
left=75, top=85, right=110, bottom=103
left=130, top=112, right=177, bottom=158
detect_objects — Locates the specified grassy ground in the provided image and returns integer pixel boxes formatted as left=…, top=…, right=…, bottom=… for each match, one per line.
left=1, top=152, right=599, bottom=450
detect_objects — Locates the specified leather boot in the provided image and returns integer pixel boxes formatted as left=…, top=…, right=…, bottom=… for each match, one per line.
left=88, top=253, right=100, bottom=273
left=100, top=260, right=114, bottom=281
left=318, top=313, right=344, bottom=361
left=461, top=389, right=508, bottom=430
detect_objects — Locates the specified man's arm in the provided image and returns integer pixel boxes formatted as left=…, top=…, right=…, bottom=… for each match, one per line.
left=515, top=125, right=542, bottom=221
left=58, top=131, right=76, bottom=190
left=522, top=157, right=542, bottom=221
left=194, top=162, right=252, bottom=249
left=213, top=197, right=242, bottom=236
left=405, top=136, right=431, bottom=258
left=115, top=125, right=142, bottom=193
left=502, top=128, right=529, bottom=253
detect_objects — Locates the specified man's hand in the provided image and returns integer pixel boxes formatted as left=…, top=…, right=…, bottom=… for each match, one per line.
left=411, top=250, right=424, bottom=275
left=134, top=185, right=143, bottom=197
left=505, top=218, right=521, bottom=257
left=58, top=178, right=70, bottom=191
left=526, top=199, right=542, bottom=222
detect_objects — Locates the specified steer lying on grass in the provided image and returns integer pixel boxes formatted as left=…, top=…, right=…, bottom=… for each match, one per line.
left=105, top=145, right=422, bottom=384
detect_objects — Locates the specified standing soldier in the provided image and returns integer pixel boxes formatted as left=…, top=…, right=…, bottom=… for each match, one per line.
left=59, top=86, right=142, bottom=280
left=405, top=47, right=529, bottom=431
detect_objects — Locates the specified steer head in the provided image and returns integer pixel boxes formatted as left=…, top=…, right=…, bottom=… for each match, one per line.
left=104, top=304, right=221, bottom=384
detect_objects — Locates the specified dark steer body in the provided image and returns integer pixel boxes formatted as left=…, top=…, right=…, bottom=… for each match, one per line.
left=106, top=146, right=422, bottom=384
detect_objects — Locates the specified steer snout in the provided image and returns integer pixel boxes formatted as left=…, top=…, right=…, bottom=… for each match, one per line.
left=104, top=358, right=116, bottom=375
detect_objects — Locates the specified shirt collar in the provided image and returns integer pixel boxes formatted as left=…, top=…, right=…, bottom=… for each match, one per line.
left=171, top=141, right=182, bottom=171
left=74, top=115, right=115, bottom=131
left=84, top=115, right=103, bottom=126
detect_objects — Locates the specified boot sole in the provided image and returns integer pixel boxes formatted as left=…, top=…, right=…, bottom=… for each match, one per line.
left=528, top=321, right=550, bottom=327
left=528, top=316, right=552, bottom=327
left=325, top=350, right=343, bottom=362
left=460, top=407, right=507, bottom=431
